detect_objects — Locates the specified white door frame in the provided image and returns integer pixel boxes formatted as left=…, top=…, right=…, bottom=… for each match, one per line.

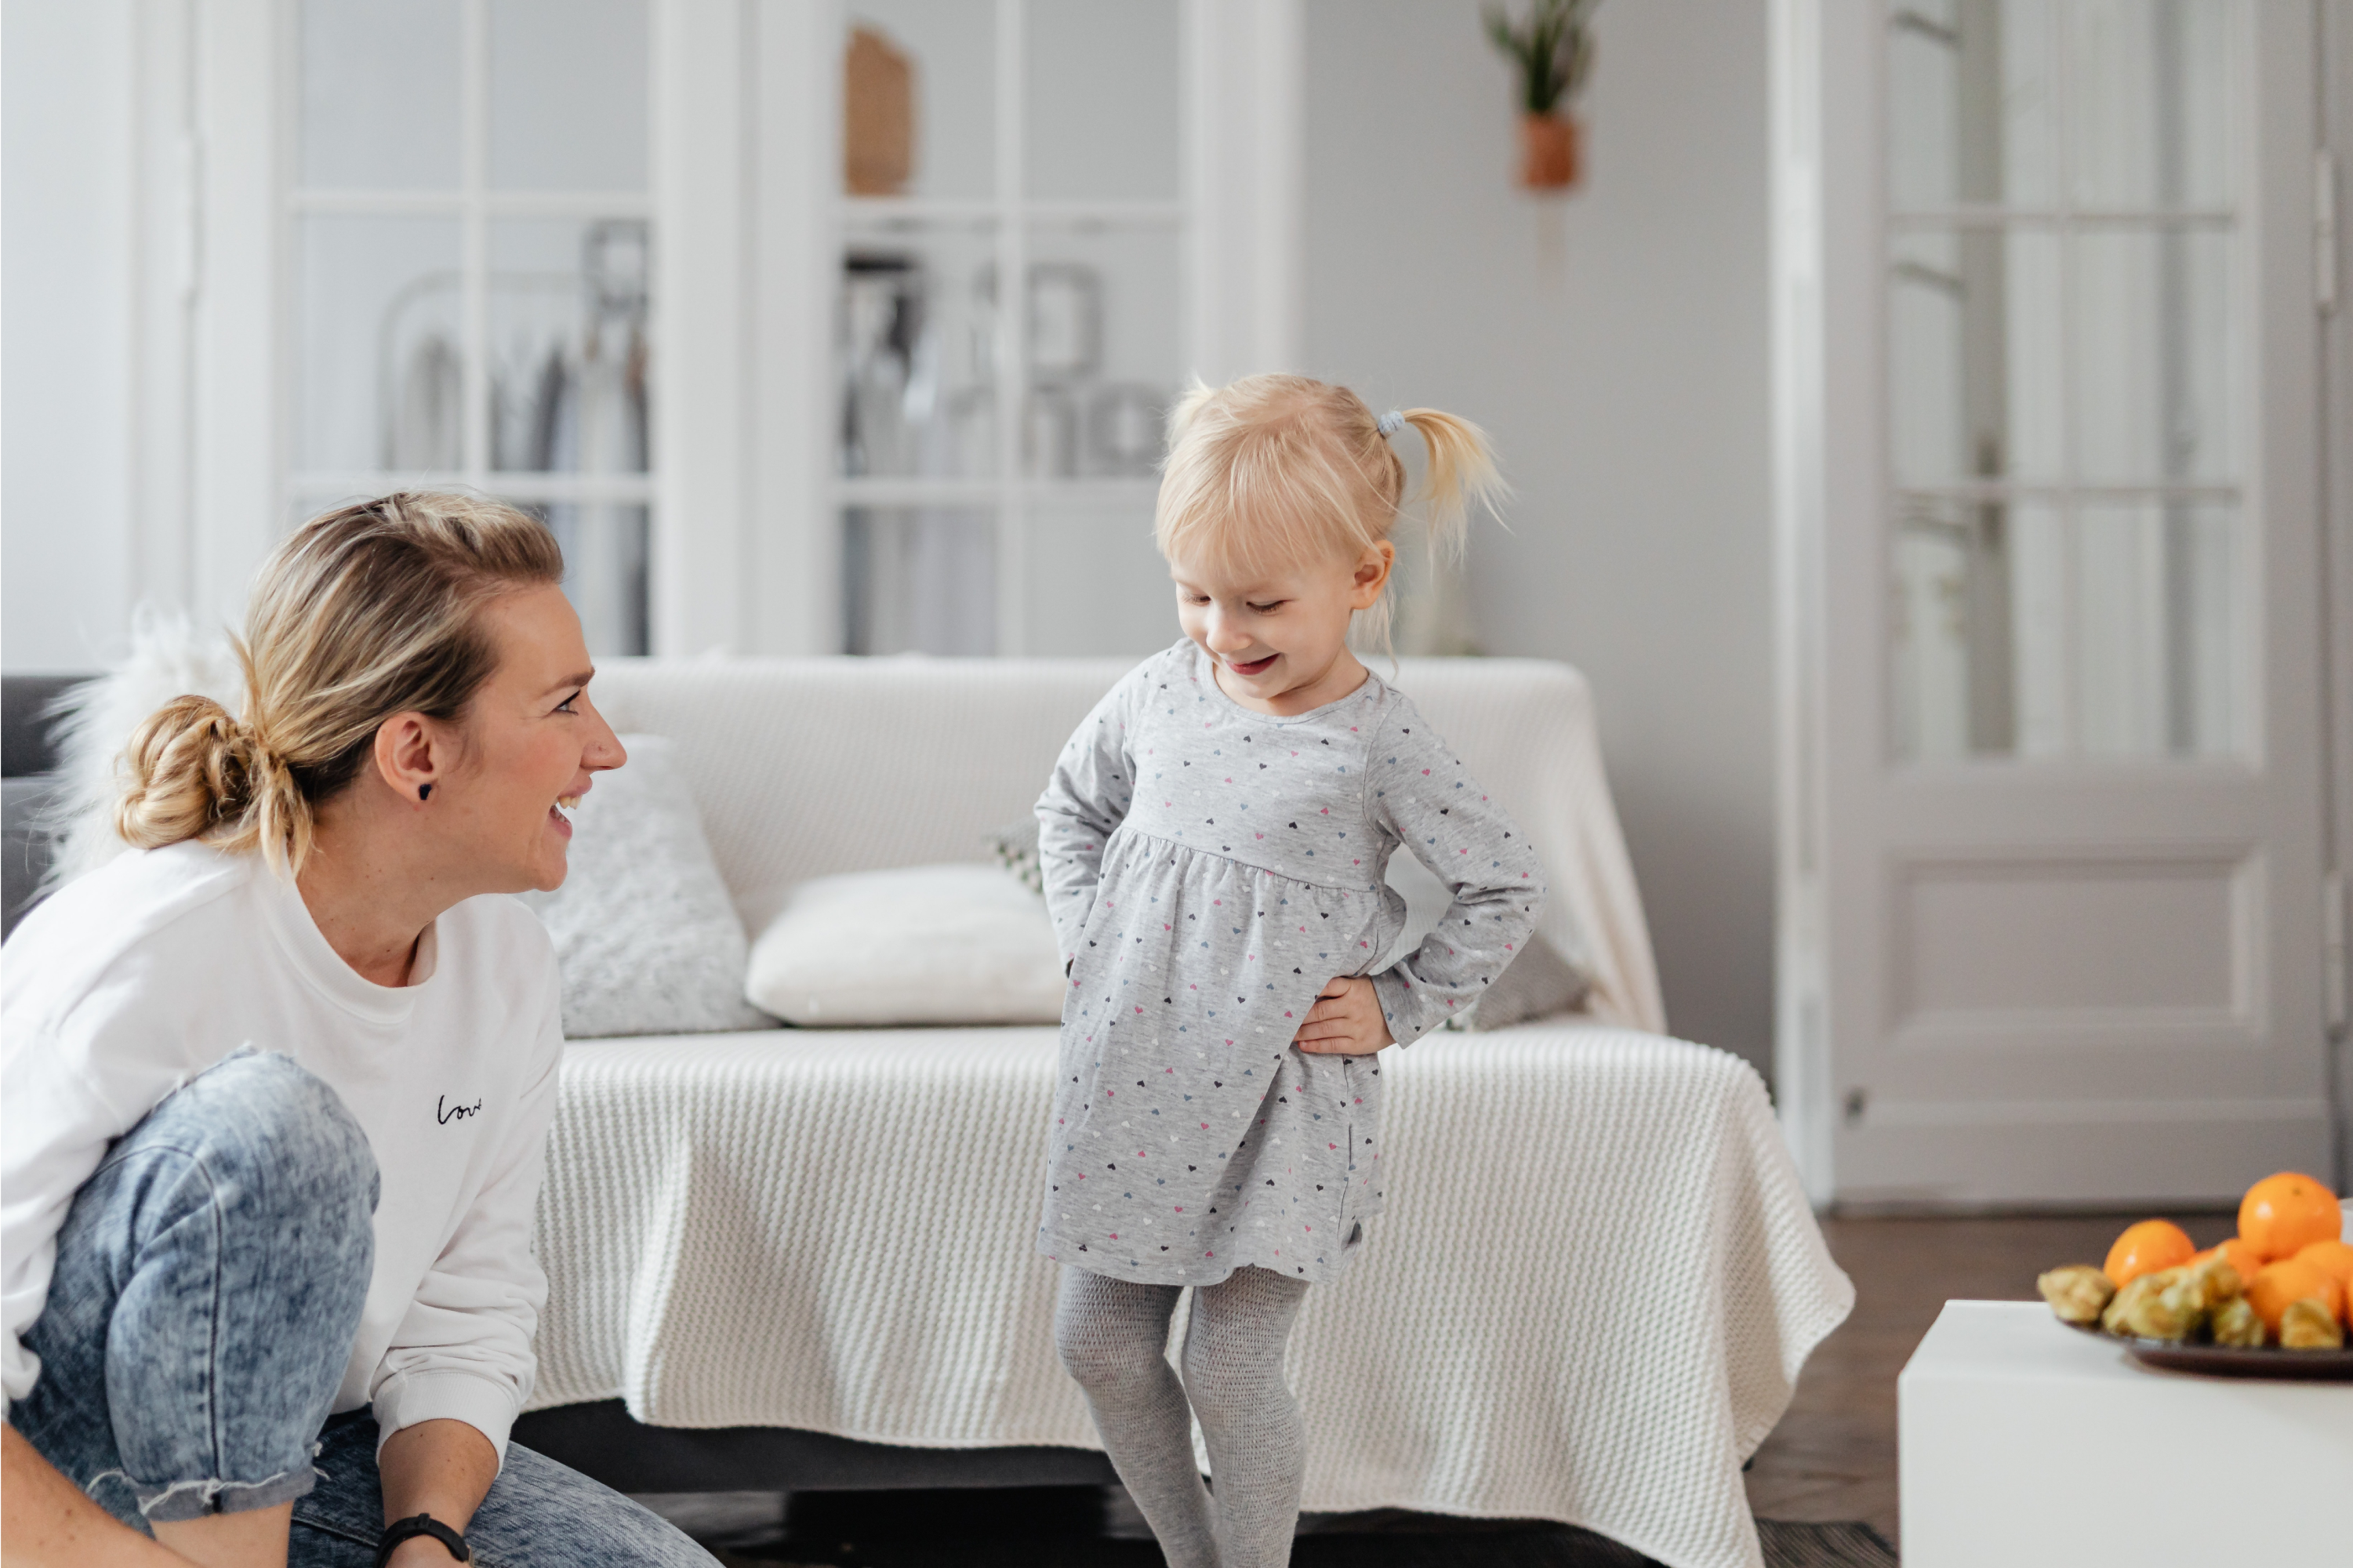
left=2322, top=0, right=2351, bottom=1186
left=127, top=0, right=281, bottom=639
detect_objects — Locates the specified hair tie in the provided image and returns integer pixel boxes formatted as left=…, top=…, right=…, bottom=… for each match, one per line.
left=1376, top=410, right=1406, bottom=437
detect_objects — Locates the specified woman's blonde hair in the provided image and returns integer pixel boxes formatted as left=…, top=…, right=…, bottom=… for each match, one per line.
left=116, top=492, right=565, bottom=874
left=1153, top=373, right=1506, bottom=650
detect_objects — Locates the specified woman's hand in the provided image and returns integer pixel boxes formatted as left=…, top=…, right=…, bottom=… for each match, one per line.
left=1291, top=976, right=1395, bottom=1054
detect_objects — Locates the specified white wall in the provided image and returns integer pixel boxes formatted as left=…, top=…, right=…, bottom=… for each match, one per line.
left=1302, top=0, right=1775, bottom=1075
left=2, top=0, right=136, bottom=673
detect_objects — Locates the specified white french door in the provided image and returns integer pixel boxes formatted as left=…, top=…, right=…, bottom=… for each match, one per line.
left=140, top=0, right=1298, bottom=660
left=1774, top=0, right=2335, bottom=1204
left=284, top=0, right=655, bottom=655
left=819, top=0, right=1301, bottom=659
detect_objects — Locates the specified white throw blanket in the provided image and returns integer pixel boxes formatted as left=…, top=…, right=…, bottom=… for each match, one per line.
left=529, top=1021, right=1851, bottom=1568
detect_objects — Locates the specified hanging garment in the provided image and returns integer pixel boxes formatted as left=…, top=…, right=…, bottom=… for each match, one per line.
left=387, top=333, right=463, bottom=471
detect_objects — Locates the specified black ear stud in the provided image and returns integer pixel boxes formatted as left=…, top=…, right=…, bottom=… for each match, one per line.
left=419, top=784, right=433, bottom=801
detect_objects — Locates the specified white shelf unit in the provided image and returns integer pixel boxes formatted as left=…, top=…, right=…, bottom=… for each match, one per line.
left=823, top=0, right=1247, bottom=657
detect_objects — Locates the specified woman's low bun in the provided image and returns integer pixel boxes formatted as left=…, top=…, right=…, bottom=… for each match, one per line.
left=114, top=694, right=313, bottom=869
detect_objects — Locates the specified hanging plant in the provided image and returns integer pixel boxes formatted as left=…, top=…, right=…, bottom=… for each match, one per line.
left=1485, top=0, right=1600, bottom=191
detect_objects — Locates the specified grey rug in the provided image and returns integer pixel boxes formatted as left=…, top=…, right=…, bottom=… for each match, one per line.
left=645, top=1487, right=1900, bottom=1567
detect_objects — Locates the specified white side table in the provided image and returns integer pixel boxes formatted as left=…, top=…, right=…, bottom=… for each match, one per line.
left=1898, top=1301, right=2352, bottom=1565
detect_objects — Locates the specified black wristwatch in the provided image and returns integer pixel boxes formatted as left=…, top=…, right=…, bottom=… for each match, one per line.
left=376, top=1513, right=470, bottom=1565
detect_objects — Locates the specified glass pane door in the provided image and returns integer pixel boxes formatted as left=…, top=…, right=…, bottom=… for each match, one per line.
left=835, top=0, right=1186, bottom=657
left=1884, top=0, right=2246, bottom=760
left=289, top=0, right=654, bottom=655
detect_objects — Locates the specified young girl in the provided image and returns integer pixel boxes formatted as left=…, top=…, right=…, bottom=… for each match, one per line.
left=1035, top=375, right=1545, bottom=1568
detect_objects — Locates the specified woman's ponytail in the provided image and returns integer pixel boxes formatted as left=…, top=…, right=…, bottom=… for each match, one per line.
left=1395, top=408, right=1509, bottom=567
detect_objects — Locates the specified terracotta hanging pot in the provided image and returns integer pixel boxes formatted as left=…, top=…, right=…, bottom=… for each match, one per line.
left=1519, top=113, right=1581, bottom=191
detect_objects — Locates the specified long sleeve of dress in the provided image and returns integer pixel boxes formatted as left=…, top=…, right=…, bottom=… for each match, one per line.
left=1035, top=672, right=1142, bottom=967
left=1365, top=700, right=1547, bottom=1045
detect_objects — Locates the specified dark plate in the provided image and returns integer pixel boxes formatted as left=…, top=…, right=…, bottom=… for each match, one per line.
left=2062, top=1317, right=2353, bottom=1380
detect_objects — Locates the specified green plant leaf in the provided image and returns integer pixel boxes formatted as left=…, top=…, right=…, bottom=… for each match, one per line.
left=1486, top=0, right=1599, bottom=117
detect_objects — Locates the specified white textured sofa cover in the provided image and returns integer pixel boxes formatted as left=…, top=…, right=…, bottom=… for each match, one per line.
left=528, top=656, right=1850, bottom=1568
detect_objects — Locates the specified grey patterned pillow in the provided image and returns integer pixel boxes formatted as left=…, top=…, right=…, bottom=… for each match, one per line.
left=521, top=734, right=775, bottom=1038
left=986, top=816, right=1044, bottom=895
left=1462, top=929, right=1589, bottom=1031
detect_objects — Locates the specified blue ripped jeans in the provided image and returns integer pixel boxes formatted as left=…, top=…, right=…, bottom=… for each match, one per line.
left=9, top=1051, right=713, bottom=1566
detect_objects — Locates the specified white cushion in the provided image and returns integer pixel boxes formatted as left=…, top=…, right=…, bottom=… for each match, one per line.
left=521, top=734, right=775, bottom=1039
left=745, top=863, right=1065, bottom=1027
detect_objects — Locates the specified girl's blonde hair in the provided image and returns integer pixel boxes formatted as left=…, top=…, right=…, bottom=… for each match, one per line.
left=1153, top=373, right=1506, bottom=649
left=116, top=492, right=565, bottom=874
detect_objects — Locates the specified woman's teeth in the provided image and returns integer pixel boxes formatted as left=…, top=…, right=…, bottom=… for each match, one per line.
left=555, top=795, right=581, bottom=815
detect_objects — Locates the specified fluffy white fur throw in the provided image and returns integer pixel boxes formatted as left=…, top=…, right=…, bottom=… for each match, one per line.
left=40, top=611, right=246, bottom=892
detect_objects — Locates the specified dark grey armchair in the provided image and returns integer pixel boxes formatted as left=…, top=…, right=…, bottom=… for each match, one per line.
left=2, top=675, right=86, bottom=938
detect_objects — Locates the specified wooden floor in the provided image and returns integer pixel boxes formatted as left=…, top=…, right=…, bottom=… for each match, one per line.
left=1740, top=1207, right=2235, bottom=1549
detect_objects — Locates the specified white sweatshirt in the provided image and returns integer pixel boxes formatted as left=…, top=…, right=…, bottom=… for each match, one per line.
left=1, top=840, right=563, bottom=1463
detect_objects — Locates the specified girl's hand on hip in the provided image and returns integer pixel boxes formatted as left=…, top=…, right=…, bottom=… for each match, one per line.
left=1291, top=975, right=1395, bottom=1054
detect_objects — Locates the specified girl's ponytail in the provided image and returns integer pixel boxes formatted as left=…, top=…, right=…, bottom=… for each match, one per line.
left=1391, top=408, right=1509, bottom=567
left=1154, top=375, right=1509, bottom=656
left=114, top=691, right=314, bottom=873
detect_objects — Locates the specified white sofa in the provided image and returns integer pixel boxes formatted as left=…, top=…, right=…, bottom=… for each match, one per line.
left=515, top=655, right=1851, bottom=1568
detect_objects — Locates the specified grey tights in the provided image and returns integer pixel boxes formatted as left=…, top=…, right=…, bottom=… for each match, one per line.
left=1054, top=1266, right=1311, bottom=1568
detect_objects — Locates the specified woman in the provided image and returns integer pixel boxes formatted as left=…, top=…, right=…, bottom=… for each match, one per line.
left=1, top=495, right=711, bottom=1566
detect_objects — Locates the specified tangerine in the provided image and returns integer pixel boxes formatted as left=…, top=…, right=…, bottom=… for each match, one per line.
left=2246, top=1258, right=2344, bottom=1336
left=2292, top=1240, right=2353, bottom=1321
left=2190, top=1236, right=2263, bottom=1284
left=2104, top=1218, right=2195, bottom=1288
left=2238, top=1172, right=2340, bottom=1263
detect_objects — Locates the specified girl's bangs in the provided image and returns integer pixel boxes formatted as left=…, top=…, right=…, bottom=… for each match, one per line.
left=1157, top=441, right=1376, bottom=582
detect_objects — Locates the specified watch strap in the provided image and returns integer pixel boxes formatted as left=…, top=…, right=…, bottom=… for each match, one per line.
left=375, top=1512, right=471, bottom=1566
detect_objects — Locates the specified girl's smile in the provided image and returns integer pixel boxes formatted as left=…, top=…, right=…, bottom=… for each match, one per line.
left=1170, top=543, right=1396, bottom=718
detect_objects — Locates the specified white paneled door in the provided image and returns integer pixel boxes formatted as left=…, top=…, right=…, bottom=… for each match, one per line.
left=1775, top=0, right=2337, bottom=1203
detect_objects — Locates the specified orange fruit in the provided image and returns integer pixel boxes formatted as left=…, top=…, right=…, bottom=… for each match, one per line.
left=2191, top=1236, right=2264, bottom=1283
left=2238, top=1172, right=2340, bottom=1263
left=2104, top=1219, right=2196, bottom=1288
left=2246, top=1258, right=2344, bottom=1336
left=2293, top=1240, right=2353, bottom=1321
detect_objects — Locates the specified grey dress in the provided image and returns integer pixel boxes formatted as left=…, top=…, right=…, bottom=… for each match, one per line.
left=1035, top=640, right=1545, bottom=1285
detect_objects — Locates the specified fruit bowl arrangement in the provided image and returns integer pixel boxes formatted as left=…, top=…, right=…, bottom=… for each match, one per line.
left=2037, top=1172, right=2353, bottom=1381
